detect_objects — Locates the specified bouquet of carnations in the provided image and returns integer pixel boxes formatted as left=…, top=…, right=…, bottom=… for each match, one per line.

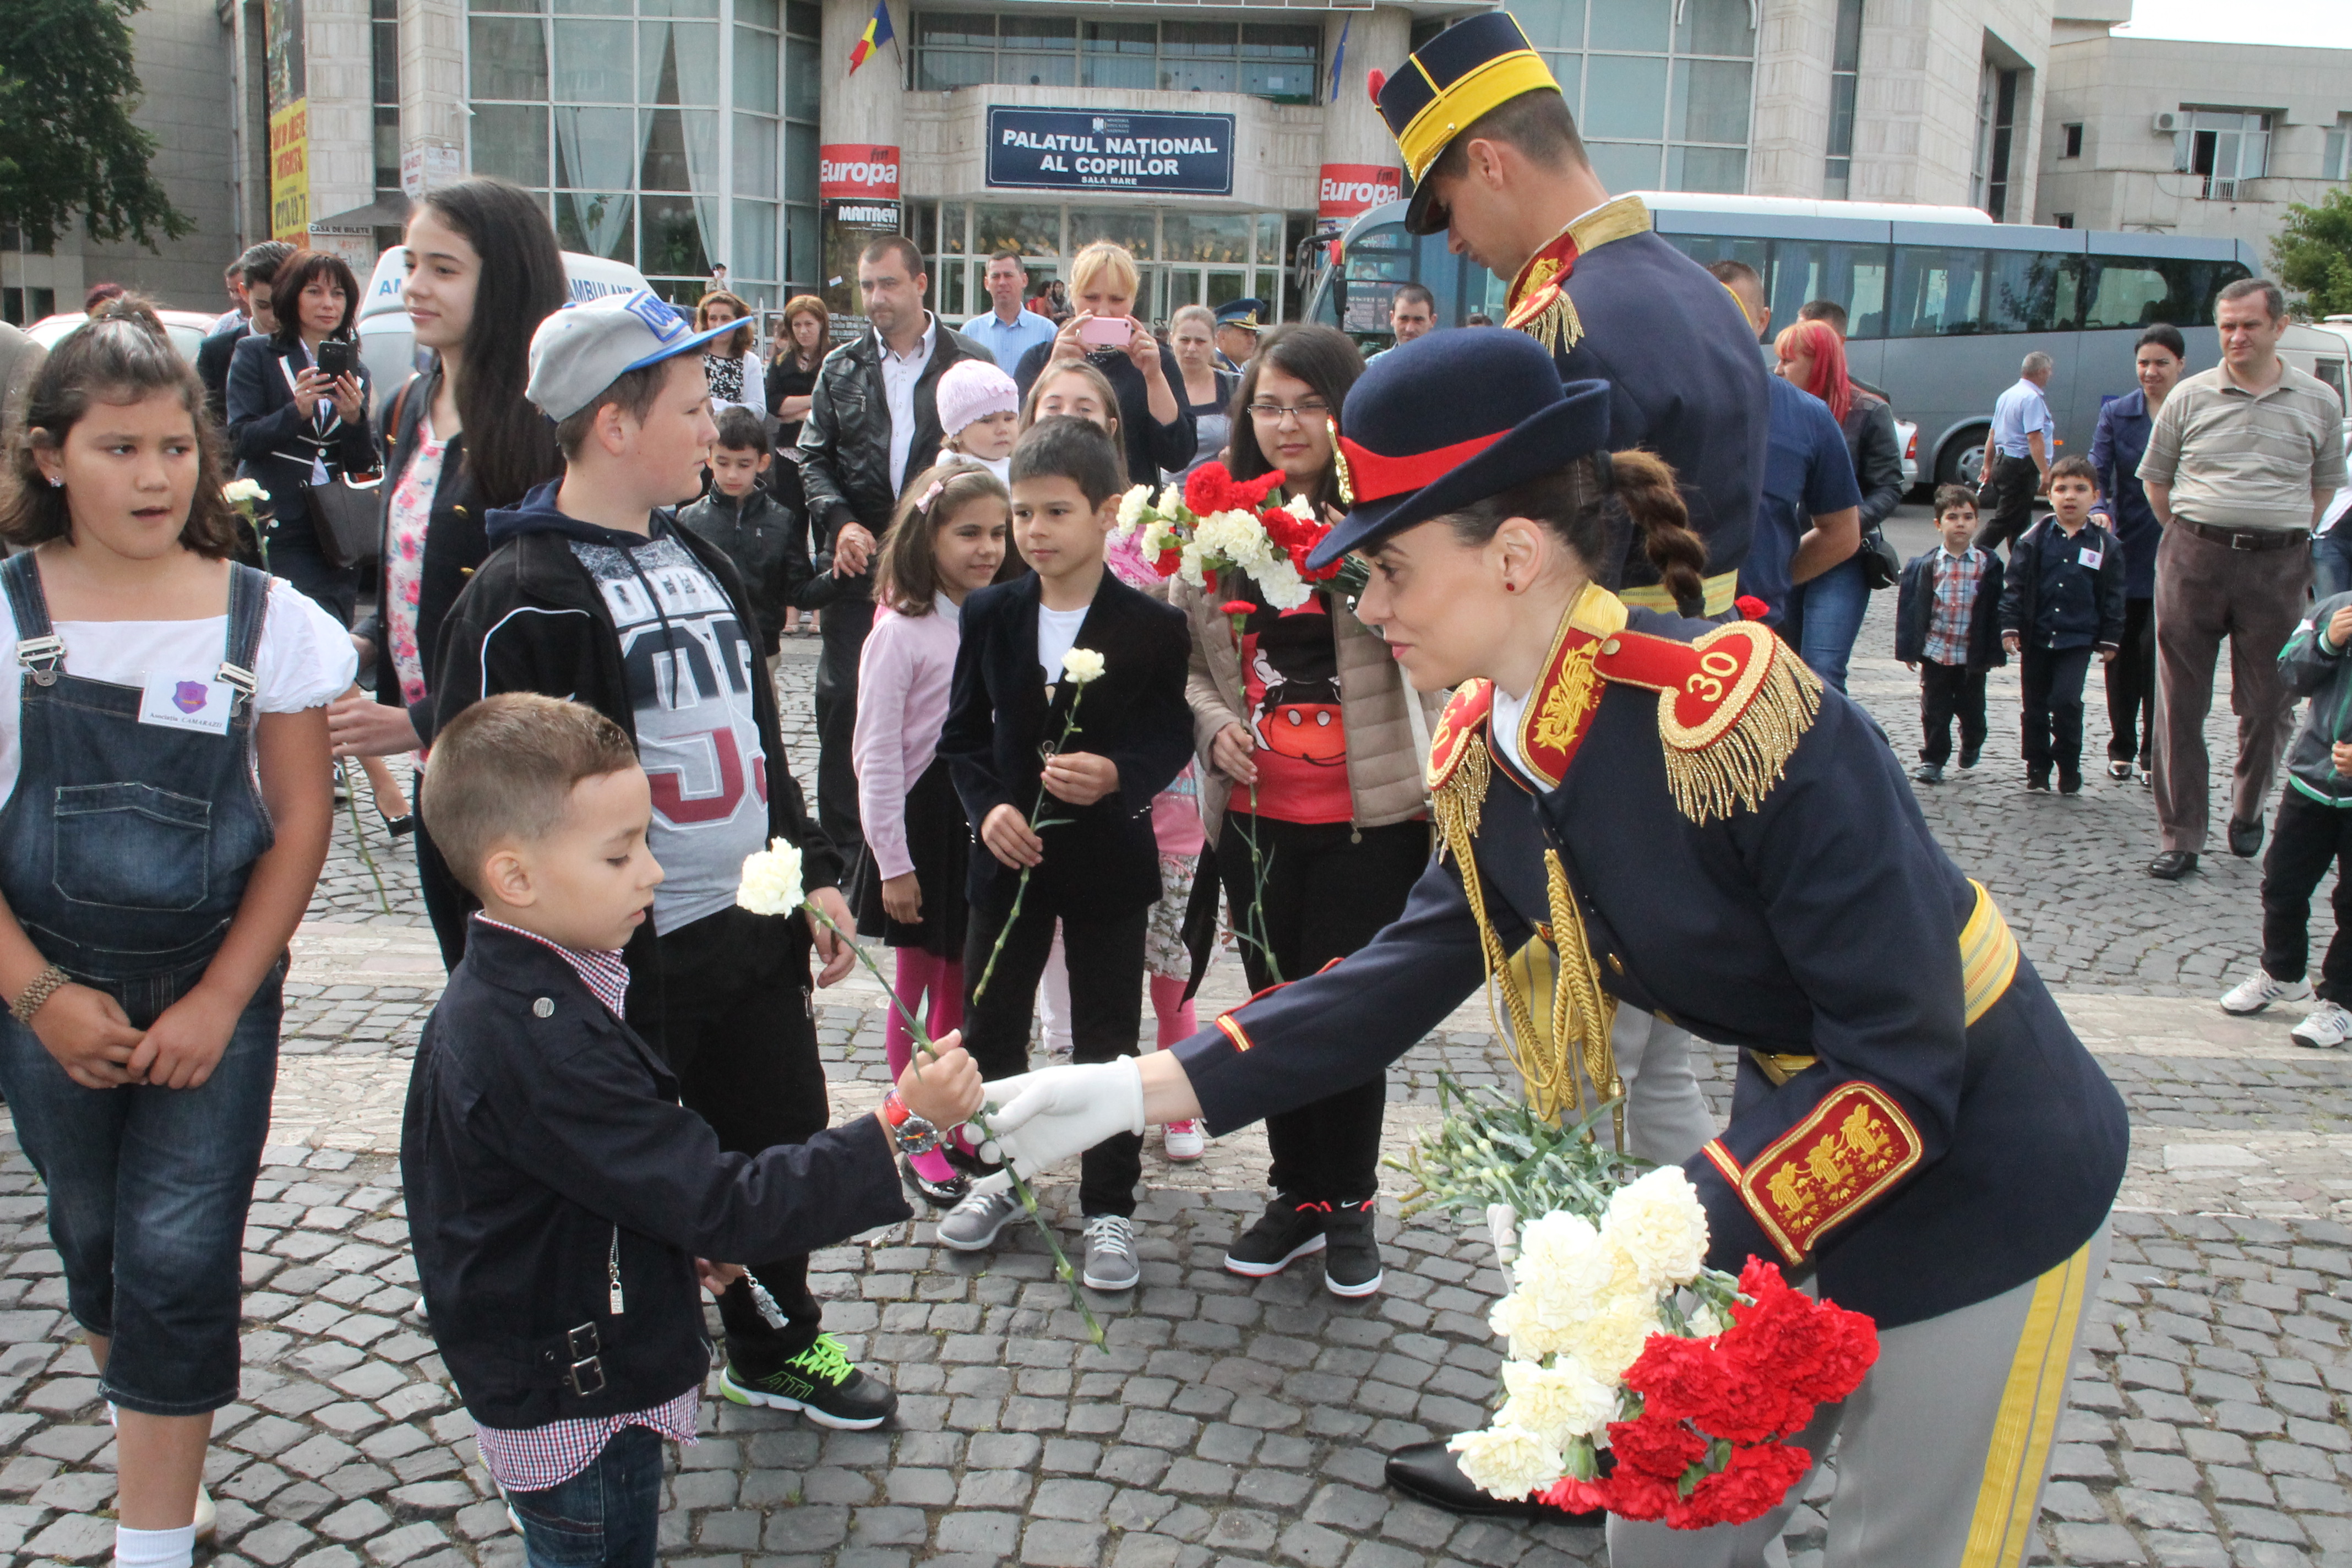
left=1113, top=462, right=1363, bottom=609
left=1397, top=1079, right=1879, bottom=1530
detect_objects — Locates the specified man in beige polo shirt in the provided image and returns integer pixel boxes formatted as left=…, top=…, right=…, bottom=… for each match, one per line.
left=2141, top=277, right=2349, bottom=880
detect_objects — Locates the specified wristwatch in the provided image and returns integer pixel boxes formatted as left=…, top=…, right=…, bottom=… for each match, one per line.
left=880, top=1090, right=943, bottom=1157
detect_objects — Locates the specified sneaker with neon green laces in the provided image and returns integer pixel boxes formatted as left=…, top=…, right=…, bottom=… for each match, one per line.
left=717, top=1333, right=897, bottom=1429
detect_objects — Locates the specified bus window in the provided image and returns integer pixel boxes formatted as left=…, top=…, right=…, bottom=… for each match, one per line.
left=1660, top=233, right=1770, bottom=280
left=1890, top=247, right=1991, bottom=336
left=2083, top=255, right=2251, bottom=329
left=1336, top=222, right=1413, bottom=334
left=1983, top=251, right=2082, bottom=333
left=1767, top=241, right=1890, bottom=339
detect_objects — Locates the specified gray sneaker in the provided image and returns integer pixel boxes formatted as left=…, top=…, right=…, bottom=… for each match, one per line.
left=937, top=1185, right=1022, bottom=1252
left=1081, top=1213, right=1140, bottom=1292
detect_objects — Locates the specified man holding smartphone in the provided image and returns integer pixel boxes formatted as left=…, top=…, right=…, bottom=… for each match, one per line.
left=797, top=237, right=989, bottom=860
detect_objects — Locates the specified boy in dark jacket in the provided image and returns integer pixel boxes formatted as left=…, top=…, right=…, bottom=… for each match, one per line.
left=2215, top=592, right=2352, bottom=1047
left=932, top=417, right=1193, bottom=1292
left=677, top=407, right=842, bottom=688
left=433, top=291, right=895, bottom=1427
left=1896, top=484, right=2006, bottom=785
left=2000, top=455, right=2126, bottom=794
left=405, top=693, right=980, bottom=1568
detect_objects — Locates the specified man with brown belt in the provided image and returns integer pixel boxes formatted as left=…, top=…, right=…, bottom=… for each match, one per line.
left=2143, top=277, right=2348, bottom=880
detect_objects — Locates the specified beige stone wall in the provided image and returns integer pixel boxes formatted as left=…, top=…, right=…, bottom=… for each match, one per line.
left=2036, top=32, right=2352, bottom=264
left=303, top=0, right=378, bottom=224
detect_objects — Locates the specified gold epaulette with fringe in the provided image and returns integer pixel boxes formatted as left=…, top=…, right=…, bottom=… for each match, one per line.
left=1593, top=620, right=1823, bottom=824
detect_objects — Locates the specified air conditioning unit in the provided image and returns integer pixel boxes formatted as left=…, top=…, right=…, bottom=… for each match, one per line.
left=2153, top=111, right=2182, bottom=134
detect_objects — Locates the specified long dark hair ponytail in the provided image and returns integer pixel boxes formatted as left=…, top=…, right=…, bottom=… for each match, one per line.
left=418, top=178, right=566, bottom=505
left=1444, top=449, right=1708, bottom=613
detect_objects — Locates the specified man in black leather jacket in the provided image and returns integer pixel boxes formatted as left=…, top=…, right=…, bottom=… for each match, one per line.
left=797, top=237, right=986, bottom=858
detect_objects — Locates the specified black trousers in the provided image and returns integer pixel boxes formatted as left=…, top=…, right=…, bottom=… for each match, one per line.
left=962, top=899, right=1147, bottom=1218
left=1974, top=453, right=2041, bottom=559
left=1917, top=660, right=1988, bottom=767
left=814, top=592, right=877, bottom=863
left=2262, top=787, right=2352, bottom=1000
left=652, top=903, right=830, bottom=1365
left=2105, top=595, right=2156, bottom=766
left=1217, top=814, right=1428, bottom=1204
left=2019, top=644, right=2094, bottom=776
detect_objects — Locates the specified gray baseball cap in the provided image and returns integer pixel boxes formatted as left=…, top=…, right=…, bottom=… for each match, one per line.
left=526, top=290, right=739, bottom=422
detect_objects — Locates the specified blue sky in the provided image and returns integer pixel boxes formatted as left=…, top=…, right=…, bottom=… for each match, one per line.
left=2114, top=0, right=2352, bottom=47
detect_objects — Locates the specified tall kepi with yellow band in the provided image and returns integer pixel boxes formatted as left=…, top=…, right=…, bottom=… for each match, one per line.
left=1368, top=10, right=1771, bottom=617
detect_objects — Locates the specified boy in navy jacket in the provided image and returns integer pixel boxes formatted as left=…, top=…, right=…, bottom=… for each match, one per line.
left=1897, top=484, right=2007, bottom=785
left=404, top=693, right=980, bottom=1568
left=2000, top=456, right=2126, bottom=793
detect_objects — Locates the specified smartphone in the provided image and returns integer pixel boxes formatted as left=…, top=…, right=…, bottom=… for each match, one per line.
left=1078, top=315, right=1130, bottom=349
left=314, top=338, right=355, bottom=379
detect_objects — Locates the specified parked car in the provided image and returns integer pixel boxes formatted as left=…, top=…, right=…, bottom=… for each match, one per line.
left=26, top=308, right=218, bottom=365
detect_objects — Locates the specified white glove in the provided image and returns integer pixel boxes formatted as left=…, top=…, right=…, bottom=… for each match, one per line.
left=979, top=1059, right=1146, bottom=1179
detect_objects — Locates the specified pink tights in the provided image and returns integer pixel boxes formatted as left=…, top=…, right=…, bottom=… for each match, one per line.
left=1149, top=974, right=1195, bottom=1050
left=889, top=949, right=966, bottom=1182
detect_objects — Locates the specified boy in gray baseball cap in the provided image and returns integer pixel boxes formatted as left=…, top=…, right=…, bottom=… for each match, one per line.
left=433, top=288, right=904, bottom=1433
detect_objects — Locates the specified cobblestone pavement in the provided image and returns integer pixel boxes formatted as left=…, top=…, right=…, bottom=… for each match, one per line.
left=3, top=516, right=2350, bottom=1568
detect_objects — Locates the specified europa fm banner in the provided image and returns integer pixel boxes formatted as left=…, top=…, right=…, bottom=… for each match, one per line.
left=1317, top=164, right=1401, bottom=222
left=819, top=145, right=900, bottom=200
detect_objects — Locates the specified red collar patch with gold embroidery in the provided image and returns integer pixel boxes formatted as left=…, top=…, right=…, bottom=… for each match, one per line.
left=1505, top=228, right=1580, bottom=333
left=1427, top=679, right=1494, bottom=791
left=1702, top=1083, right=1924, bottom=1263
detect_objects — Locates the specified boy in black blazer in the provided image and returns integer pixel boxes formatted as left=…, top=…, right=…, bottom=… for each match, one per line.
left=2000, top=456, right=2128, bottom=794
left=934, top=418, right=1193, bottom=1290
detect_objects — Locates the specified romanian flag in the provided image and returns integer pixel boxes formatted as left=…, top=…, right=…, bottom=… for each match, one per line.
left=848, top=0, right=893, bottom=73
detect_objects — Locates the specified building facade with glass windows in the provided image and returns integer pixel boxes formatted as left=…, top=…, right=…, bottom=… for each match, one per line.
left=21, top=0, right=2218, bottom=330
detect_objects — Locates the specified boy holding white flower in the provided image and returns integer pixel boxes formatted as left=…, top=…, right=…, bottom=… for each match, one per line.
left=933, top=416, right=1194, bottom=1291
left=405, top=694, right=983, bottom=1568
left=433, top=291, right=895, bottom=1426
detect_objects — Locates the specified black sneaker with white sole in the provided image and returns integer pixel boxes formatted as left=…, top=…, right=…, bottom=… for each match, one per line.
left=1224, top=1195, right=1328, bottom=1278
left=1320, top=1197, right=1382, bottom=1298
left=717, top=1333, right=896, bottom=1429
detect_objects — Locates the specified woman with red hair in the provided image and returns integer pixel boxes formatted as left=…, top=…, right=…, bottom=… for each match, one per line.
left=1774, top=317, right=1905, bottom=691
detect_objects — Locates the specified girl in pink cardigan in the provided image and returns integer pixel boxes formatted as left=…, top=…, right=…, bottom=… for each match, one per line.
left=851, top=461, right=1010, bottom=1203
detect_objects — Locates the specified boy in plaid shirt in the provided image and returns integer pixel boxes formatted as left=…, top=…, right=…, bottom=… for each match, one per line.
left=1896, top=484, right=2007, bottom=783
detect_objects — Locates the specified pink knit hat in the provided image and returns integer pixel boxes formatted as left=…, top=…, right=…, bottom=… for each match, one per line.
left=935, top=359, right=1019, bottom=438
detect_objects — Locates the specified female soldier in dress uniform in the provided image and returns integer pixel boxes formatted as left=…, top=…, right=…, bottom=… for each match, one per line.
left=980, top=329, right=2129, bottom=1568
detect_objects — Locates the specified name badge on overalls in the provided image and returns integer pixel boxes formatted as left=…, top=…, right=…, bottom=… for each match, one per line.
left=138, top=676, right=235, bottom=735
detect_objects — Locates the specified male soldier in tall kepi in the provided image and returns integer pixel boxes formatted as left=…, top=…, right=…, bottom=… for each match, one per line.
left=1370, top=11, right=1768, bottom=618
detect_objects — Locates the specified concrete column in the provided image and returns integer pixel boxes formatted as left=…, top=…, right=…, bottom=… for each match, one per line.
left=1749, top=0, right=1837, bottom=199
left=1317, top=6, right=1408, bottom=168
left=400, top=0, right=466, bottom=179
left=304, top=0, right=377, bottom=221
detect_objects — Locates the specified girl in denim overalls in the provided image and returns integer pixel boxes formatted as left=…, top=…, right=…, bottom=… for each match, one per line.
left=0, top=301, right=350, bottom=1568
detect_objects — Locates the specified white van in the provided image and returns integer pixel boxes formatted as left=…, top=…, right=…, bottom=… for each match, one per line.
left=357, top=248, right=652, bottom=419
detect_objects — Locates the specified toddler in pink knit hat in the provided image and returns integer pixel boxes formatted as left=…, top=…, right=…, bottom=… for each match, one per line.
left=934, top=360, right=1019, bottom=480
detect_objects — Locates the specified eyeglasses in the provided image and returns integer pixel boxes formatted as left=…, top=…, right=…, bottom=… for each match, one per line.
left=1245, top=400, right=1331, bottom=427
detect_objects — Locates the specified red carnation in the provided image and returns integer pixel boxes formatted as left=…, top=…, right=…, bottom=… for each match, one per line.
left=1623, top=1328, right=1807, bottom=1445
left=1592, top=1462, right=1682, bottom=1523
left=1155, top=547, right=1183, bottom=577
left=1673, top=1441, right=1812, bottom=1529
left=1735, top=595, right=1770, bottom=621
left=1721, top=1261, right=1879, bottom=1411
left=1183, top=462, right=1283, bottom=517
left=1606, top=1411, right=1708, bottom=1480
left=1537, top=1477, right=1613, bottom=1516
left=1219, top=600, right=1255, bottom=618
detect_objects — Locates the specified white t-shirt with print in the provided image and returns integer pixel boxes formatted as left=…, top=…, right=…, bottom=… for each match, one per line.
left=569, top=533, right=770, bottom=934
left=0, top=574, right=358, bottom=810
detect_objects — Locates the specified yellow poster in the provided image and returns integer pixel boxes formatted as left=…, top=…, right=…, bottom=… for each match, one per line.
left=270, top=100, right=310, bottom=242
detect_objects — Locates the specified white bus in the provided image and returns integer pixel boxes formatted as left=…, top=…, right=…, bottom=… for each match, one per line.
left=1304, top=193, right=2266, bottom=490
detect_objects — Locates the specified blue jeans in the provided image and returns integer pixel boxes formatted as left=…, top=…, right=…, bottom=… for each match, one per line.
left=0, top=962, right=281, bottom=1415
left=2314, top=531, right=2352, bottom=602
left=1793, top=556, right=1871, bottom=694
left=508, top=1422, right=666, bottom=1568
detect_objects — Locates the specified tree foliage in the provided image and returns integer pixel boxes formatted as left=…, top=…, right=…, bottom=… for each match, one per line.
left=0, top=0, right=192, bottom=253
left=2272, top=189, right=2352, bottom=322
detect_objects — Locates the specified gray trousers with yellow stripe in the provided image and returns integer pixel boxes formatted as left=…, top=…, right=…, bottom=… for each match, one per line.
left=1605, top=1223, right=2113, bottom=1568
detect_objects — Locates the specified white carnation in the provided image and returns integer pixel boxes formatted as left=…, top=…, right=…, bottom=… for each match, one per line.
left=1553, top=1292, right=1664, bottom=1382
left=1178, top=542, right=1210, bottom=589
left=1115, top=484, right=1150, bottom=533
left=736, top=838, right=805, bottom=916
left=1600, top=1166, right=1710, bottom=1294
left=223, top=478, right=269, bottom=504
left=1494, top=1210, right=1658, bottom=1379
left=1497, top=1359, right=1618, bottom=1449
left=1283, top=492, right=1315, bottom=521
left=1060, top=647, right=1107, bottom=685
left=1447, top=1425, right=1564, bottom=1502
left=1253, top=556, right=1309, bottom=611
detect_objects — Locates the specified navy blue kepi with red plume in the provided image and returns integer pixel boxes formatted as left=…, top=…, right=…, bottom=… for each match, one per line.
left=1309, top=327, right=1613, bottom=571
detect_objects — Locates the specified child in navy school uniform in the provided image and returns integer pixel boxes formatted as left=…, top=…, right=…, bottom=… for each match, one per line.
left=2000, top=455, right=2126, bottom=794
